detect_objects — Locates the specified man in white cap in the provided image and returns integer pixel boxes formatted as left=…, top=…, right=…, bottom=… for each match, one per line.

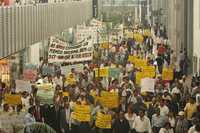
left=175, top=111, right=189, bottom=133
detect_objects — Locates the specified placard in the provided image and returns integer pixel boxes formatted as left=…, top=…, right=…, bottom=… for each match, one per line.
left=72, top=104, right=91, bottom=122
left=4, top=94, right=21, bottom=105
left=136, top=72, right=144, bottom=85
left=15, top=80, right=32, bottom=93
left=95, top=112, right=112, bottom=129
left=99, top=91, right=119, bottom=109
left=141, top=78, right=155, bottom=92
left=134, top=58, right=147, bottom=68
left=95, top=67, right=109, bottom=77
left=142, top=66, right=156, bottom=78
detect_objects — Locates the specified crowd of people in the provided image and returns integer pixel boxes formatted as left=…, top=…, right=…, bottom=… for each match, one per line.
left=0, top=23, right=200, bottom=133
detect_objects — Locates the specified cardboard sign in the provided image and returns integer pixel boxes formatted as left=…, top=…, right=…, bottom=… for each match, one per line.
left=162, top=68, right=174, bottom=81
left=15, top=80, right=32, bottom=93
left=99, top=91, right=119, bottom=109
left=72, top=104, right=91, bottom=122
left=95, top=112, right=112, bottom=129
left=4, top=94, right=21, bottom=105
left=141, top=78, right=155, bottom=92
left=23, top=64, right=37, bottom=81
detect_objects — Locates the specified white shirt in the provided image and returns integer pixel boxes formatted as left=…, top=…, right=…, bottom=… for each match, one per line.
left=21, top=97, right=30, bottom=109
left=171, top=87, right=180, bottom=94
left=159, top=105, right=169, bottom=116
left=65, top=108, right=71, bottom=124
left=159, top=128, right=174, bottom=133
left=24, top=113, right=36, bottom=125
left=125, top=113, right=136, bottom=129
left=133, top=116, right=152, bottom=133
left=188, top=126, right=200, bottom=133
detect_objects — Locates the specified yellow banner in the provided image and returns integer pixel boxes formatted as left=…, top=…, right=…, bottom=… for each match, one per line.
left=136, top=72, right=144, bottom=85
left=95, top=67, right=109, bottom=77
left=134, top=33, right=144, bottom=43
left=142, top=66, right=156, bottom=78
left=99, top=91, right=119, bottom=109
left=4, top=94, right=21, bottom=105
left=72, top=104, right=91, bottom=122
left=128, top=55, right=137, bottom=63
left=95, top=112, right=112, bottom=129
left=134, top=58, right=147, bottom=68
left=162, top=68, right=174, bottom=81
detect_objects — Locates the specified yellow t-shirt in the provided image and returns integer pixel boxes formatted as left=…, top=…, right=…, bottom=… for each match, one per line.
left=184, top=103, right=197, bottom=120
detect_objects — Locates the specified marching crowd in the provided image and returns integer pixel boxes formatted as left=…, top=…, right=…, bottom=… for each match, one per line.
left=0, top=24, right=200, bottom=133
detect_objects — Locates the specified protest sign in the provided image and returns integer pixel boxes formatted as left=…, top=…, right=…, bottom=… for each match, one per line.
left=95, top=67, right=109, bottom=77
left=72, top=104, right=91, bottom=122
left=61, top=64, right=84, bottom=76
left=95, top=112, right=112, bottom=129
left=134, top=58, right=147, bottom=68
left=141, top=78, right=155, bottom=92
left=99, top=91, right=119, bottom=109
left=4, top=94, right=22, bottom=105
left=136, top=72, right=144, bottom=85
left=142, top=66, right=156, bottom=78
left=134, top=33, right=144, bottom=43
left=162, top=67, right=174, bottom=81
left=128, top=55, right=137, bottom=63
left=48, top=37, right=93, bottom=63
left=15, top=80, right=32, bottom=93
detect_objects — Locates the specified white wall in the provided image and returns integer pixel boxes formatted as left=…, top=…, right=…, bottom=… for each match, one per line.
left=193, top=0, right=200, bottom=74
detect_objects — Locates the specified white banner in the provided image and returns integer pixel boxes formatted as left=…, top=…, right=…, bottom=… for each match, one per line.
left=48, top=37, right=93, bottom=63
left=141, top=78, right=155, bottom=93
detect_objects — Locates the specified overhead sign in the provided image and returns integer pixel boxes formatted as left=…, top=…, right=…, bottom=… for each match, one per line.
left=48, top=37, right=93, bottom=63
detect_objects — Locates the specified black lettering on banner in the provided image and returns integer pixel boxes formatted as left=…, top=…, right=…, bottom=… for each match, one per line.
left=56, top=44, right=65, bottom=50
left=64, top=55, right=71, bottom=60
